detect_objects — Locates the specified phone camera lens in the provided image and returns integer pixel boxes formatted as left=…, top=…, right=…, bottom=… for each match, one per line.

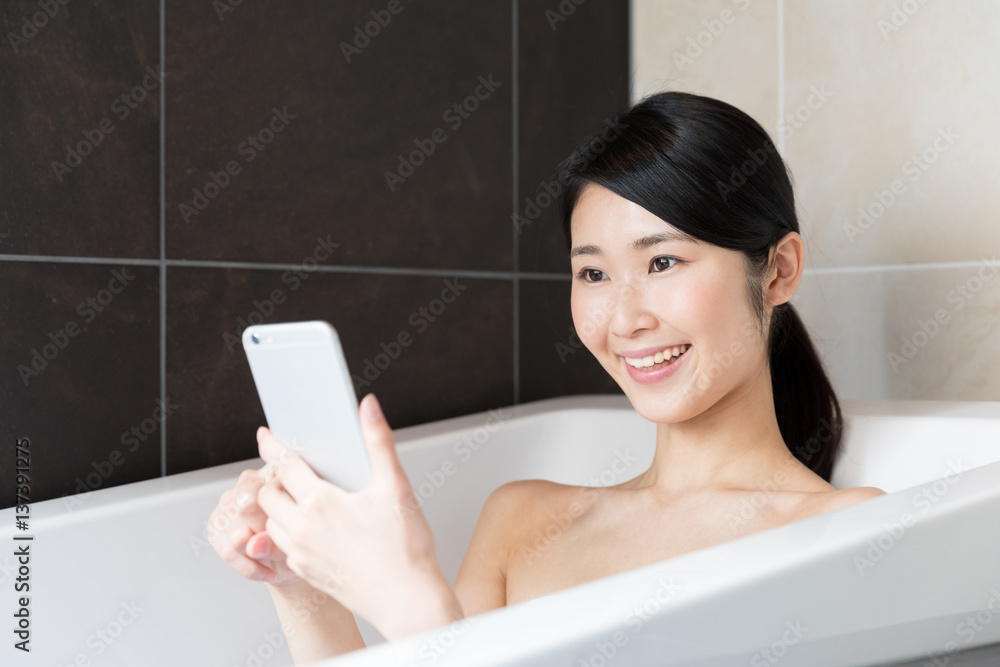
left=251, top=332, right=260, bottom=345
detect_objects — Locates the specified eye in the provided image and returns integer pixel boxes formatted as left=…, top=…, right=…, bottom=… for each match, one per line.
left=651, top=256, right=680, bottom=272
left=576, top=268, right=605, bottom=283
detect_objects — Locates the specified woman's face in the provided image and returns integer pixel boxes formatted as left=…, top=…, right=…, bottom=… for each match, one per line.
left=569, top=183, right=769, bottom=423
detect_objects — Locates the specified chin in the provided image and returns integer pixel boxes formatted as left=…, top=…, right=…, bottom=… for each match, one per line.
left=622, top=390, right=678, bottom=424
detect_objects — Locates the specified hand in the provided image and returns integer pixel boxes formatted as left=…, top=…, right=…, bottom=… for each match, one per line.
left=207, top=463, right=304, bottom=588
left=255, top=393, right=464, bottom=639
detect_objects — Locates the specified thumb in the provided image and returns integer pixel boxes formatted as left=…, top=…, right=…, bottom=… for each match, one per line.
left=246, top=531, right=272, bottom=559
left=359, top=393, right=404, bottom=482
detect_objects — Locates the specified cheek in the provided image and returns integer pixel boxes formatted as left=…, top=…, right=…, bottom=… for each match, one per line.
left=651, top=276, right=719, bottom=334
left=669, top=275, right=761, bottom=371
left=657, top=275, right=748, bottom=358
left=570, top=288, right=604, bottom=349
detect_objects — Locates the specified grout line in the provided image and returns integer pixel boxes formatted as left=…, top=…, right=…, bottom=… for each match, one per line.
left=159, top=0, right=167, bottom=478
left=512, top=0, right=519, bottom=406
left=3, top=250, right=993, bottom=277
left=777, top=0, right=785, bottom=155
left=0, top=253, right=571, bottom=280
left=627, top=0, right=634, bottom=105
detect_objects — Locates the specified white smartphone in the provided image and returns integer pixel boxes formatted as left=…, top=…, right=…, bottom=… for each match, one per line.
left=241, top=320, right=372, bottom=492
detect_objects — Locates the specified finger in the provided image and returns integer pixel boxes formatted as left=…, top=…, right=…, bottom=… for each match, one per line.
left=214, top=521, right=275, bottom=582
left=222, top=547, right=276, bottom=583
left=246, top=530, right=288, bottom=562
left=257, top=427, right=322, bottom=503
left=207, top=487, right=245, bottom=543
left=358, top=393, right=405, bottom=485
left=234, top=469, right=268, bottom=533
left=263, top=515, right=300, bottom=577
left=256, top=478, right=308, bottom=538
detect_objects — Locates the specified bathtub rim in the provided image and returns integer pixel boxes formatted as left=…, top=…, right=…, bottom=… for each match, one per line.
left=7, top=392, right=1000, bottom=528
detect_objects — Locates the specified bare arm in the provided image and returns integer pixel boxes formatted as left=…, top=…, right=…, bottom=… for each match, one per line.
left=265, top=581, right=366, bottom=664
left=265, top=478, right=543, bottom=660
left=207, top=467, right=367, bottom=664
left=454, top=480, right=536, bottom=616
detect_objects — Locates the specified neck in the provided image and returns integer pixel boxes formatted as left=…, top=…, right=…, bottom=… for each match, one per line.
left=622, top=367, right=825, bottom=498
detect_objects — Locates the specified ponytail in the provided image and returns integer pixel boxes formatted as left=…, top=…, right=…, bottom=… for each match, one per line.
left=768, top=303, right=843, bottom=481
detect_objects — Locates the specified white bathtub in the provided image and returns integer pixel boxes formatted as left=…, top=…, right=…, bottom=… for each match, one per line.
left=3, top=394, right=1000, bottom=667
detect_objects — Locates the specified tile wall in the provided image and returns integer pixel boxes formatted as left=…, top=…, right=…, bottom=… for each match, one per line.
left=0, top=0, right=629, bottom=508
left=633, top=0, right=1000, bottom=403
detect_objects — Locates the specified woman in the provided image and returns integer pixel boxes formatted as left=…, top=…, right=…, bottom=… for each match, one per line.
left=207, top=91, right=886, bottom=663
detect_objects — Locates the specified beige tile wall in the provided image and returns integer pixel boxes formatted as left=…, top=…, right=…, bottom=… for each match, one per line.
left=632, top=0, right=1000, bottom=400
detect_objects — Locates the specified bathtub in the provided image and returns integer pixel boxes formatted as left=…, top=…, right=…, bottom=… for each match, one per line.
left=2, top=394, right=1000, bottom=667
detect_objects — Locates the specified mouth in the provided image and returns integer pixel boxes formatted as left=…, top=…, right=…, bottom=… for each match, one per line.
left=621, top=343, right=692, bottom=371
left=622, top=344, right=691, bottom=384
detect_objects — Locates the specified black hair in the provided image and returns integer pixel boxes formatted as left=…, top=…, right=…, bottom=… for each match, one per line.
left=558, top=91, right=842, bottom=482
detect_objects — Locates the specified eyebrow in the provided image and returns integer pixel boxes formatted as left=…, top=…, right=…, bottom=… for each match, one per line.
left=569, top=230, right=701, bottom=259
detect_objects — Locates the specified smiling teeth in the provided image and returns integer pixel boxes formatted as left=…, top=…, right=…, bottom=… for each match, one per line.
left=625, top=344, right=690, bottom=368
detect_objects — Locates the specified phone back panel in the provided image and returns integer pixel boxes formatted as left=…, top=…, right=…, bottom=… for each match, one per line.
left=242, top=321, right=371, bottom=491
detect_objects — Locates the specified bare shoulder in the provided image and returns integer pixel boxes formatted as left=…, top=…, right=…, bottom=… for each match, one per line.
left=812, top=485, right=888, bottom=514
left=453, top=479, right=571, bottom=617
left=475, top=479, right=584, bottom=546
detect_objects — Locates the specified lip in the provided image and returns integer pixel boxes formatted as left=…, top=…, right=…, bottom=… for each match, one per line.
left=618, top=344, right=689, bottom=360
left=623, top=344, right=691, bottom=385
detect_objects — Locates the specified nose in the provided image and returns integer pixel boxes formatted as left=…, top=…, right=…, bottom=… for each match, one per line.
left=608, top=279, right=658, bottom=337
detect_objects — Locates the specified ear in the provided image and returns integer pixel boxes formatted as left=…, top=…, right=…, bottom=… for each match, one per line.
left=767, top=231, right=804, bottom=307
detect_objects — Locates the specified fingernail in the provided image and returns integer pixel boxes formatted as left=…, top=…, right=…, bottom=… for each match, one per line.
left=257, top=541, right=270, bottom=558
left=235, top=493, right=251, bottom=508
left=362, top=394, right=383, bottom=424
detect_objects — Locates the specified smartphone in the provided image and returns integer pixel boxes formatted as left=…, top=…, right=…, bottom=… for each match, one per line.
left=241, top=320, right=372, bottom=492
